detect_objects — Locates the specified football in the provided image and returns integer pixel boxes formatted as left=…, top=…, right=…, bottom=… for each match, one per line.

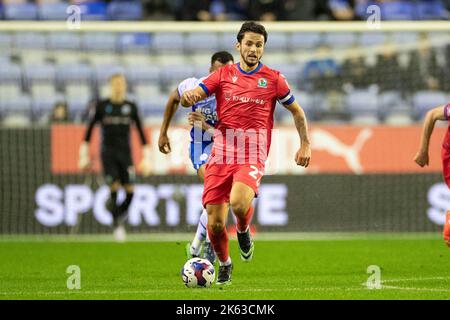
left=181, top=258, right=215, bottom=288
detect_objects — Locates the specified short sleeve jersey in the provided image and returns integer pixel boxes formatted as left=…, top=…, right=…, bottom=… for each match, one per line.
left=200, top=62, right=295, bottom=163
left=443, top=103, right=450, bottom=150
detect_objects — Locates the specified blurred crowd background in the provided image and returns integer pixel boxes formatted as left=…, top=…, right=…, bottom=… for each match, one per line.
left=0, top=0, right=449, bottom=21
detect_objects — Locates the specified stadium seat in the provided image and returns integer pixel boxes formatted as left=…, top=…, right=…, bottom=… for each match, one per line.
left=0, top=64, right=21, bottom=83
left=0, top=33, right=13, bottom=54
left=161, top=65, right=196, bottom=85
left=390, top=32, right=419, bottom=45
left=117, top=33, right=152, bottom=53
left=30, top=83, right=62, bottom=119
left=19, top=49, right=49, bottom=66
left=345, top=88, right=380, bottom=124
left=0, top=91, right=32, bottom=121
left=269, top=63, right=302, bottom=89
left=134, top=84, right=163, bottom=108
left=261, top=32, right=289, bottom=52
left=290, top=32, right=322, bottom=51
left=378, top=91, right=413, bottom=124
left=412, top=90, right=448, bottom=120
left=107, top=0, right=143, bottom=20
left=86, top=53, right=120, bottom=66
left=4, top=3, right=38, bottom=20
left=93, top=64, right=126, bottom=85
left=417, top=0, right=449, bottom=20
left=38, top=2, right=68, bottom=20
left=137, top=94, right=167, bottom=118
left=65, top=83, right=92, bottom=118
left=24, top=64, right=56, bottom=87
left=82, top=32, right=117, bottom=51
left=151, top=32, right=185, bottom=53
left=77, top=1, right=107, bottom=21
left=121, top=53, right=154, bottom=66
left=125, top=64, right=160, bottom=85
left=14, top=32, right=47, bottom=49
left=323, top=32, right=357, bottom=49
left=380, top=1, right=415, bottom=20
left=48, top=32, right=81, bottom=50
left=57, top=63, right=93, bottom=86
left=185, top=32, right=220, bottom=53
left=220, top=32, right=239, bottom=51
left=358, top=32, right=387, bottom=47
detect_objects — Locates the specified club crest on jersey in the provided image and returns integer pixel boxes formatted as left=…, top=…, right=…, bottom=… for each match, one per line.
left=121, top=104, right=131, bottom=115
left=257, top=78, right=267, bottom=88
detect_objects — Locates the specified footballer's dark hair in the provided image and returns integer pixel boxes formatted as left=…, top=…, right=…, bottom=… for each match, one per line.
left=237, top=21, right=268, bottom=44
left=211, top=51, right=234, bottom=65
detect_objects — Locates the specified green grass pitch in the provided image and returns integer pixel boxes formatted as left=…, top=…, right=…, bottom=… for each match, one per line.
left=0, top=235, right=449, bottom=300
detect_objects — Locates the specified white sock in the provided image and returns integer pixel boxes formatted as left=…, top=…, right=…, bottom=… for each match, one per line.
left=190, top=209, right=208, bottom=256
left=219, top=257, right=232, bottom=267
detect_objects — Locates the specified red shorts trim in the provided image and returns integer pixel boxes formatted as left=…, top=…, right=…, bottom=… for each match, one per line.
left=202, top=162, right=265, bottom=207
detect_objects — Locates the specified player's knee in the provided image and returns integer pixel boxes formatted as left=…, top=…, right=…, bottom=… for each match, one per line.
left=124, top=184, right=134, bottom=193
left=110, top=181, right=121, bottom=192
left=208, top=221, right=225, bottom=234
left=230, top=200, right=248, bottom=218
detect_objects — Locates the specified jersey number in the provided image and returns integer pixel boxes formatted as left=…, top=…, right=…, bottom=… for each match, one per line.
left=249, top=165, right=264, bottom=187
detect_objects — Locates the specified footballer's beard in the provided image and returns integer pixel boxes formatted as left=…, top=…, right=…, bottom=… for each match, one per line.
left=242, top=52, right=260, bottom=68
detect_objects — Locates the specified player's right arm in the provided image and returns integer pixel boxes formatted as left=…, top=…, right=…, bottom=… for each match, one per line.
left=158, top=89, right=181, bottom=154
left=79, top=102, right=101, bottom=170
left=414, top=104, right=448, bottom=167
left=180, top=86, right=208, bottom=107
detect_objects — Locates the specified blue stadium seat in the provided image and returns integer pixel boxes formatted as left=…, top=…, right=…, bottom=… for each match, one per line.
left=152, top=32, right=185, bottom=53
left=379, top=91, right=412, bottom=124
left=0, top=64, right=21, bottom=83
left=323, top=32, right=357, bottom=49
left=57, top=63, right=93, bottom=85
left=0, top=33, right=13, bottom=52
left=220, top=32, right=239, bottom=51
left=390, top=32, right=419, bottom=45
left=14, top=32, right=47, bottom=49
left=82, top=32, right=117, bottom=51
left=0, top=88, right=32, bottom=120
left=93, top=64, right=126, bottom=85
left=30, top=83, right=62, bottom=118
left=290, top=32, right=322, bottom=50
left=161, top=65, right=196, bottom=85
left=185, top=32, right=220, bottom=53
left=107, top=0, right=142, bottom=20
left=38, top=2, right=68, bottom=20
left=380, top=1, right=415, bottom=20
left=4, top=3, right=38, bottom=20
left=264, top=32, right=289, bottom=52
left=117, top=33, right=152, bottom=53
left=125, top=64, right=160, bottom=85
left=412, top=90, right=448, bottom=120
left=417, top=0, right=449, bottom=20
left=345, top=88, right=380, bottom=121
left=269, top=63, right=302, bottom=89
left=358, top=32, right=387, bottom=47
left=137, top=95, right=167, bottom=118
left=24, top=64, right=56, bottom=86
left=65, top=83, right=92, bottom=118
left=48, top=32, right=81, bottom=50
left=77, top=1, right=107, bottom=21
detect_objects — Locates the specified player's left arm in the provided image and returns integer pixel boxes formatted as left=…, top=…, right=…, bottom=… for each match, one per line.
left=132, top=104, right=151, bottom=176
left=283, top=101, right=311, bottom=168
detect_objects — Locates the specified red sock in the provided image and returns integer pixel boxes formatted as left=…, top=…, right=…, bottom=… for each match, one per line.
left=207, top=225, right=229, bottom=263
left=236, top=206, right=254, bottom=233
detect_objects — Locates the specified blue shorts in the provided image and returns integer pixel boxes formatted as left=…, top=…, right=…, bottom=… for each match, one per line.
left=190, top=141, right=213, bottom=171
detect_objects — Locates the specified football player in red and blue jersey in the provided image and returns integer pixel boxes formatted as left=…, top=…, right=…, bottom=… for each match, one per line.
left=414, top=103, right=450, bottom=247
left=181, top=22, right=311, bottom=285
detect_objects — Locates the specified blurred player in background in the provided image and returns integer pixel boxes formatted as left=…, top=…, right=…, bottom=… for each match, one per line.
left=414, top=103, right=450, bottom=246
left=79, top=73, right=151, bottom=241
left=181, top=22, right=311, bottom=285
left=158, top=51, right=235, bottom=264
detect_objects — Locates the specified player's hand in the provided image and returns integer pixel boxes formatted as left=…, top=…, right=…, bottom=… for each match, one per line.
left=295, top=143, right=311, bottom=168
left=182, top=90, right=201, bottom=107
left=158, top=134, right=171, bottom=154
left=78, top=142, right=91, bottom=171
left=188, top=111, right=206, bottom=129
left=139, top=145, right=152, bottom=177
left=414, top=150, right=429, bottom=167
